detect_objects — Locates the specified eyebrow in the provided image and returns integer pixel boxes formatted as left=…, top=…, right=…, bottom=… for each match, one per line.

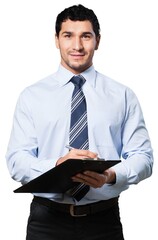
left=61, top=31, right=72, bottom=35
left=81, top=32, right=93, bottom=35
left=61, top=31, right=93, bottom=35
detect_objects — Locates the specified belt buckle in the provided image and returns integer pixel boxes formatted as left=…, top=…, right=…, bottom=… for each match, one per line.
left=70, top=205, right=87, bottom=217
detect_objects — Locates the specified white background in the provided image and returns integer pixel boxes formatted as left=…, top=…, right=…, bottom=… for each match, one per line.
left=0, top=0, right=157, bottom=239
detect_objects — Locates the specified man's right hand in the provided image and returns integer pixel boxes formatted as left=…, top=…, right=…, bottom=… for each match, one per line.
left=56, top=148, right=98, bottom=166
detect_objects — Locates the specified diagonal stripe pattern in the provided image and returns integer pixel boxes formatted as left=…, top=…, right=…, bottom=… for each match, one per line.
left=70, top=76, right=89, bottom=150
left=69, top=75, right=90, bottom=201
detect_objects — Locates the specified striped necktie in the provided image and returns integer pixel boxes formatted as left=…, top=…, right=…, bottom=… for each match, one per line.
left=69, top=75, right=90, bottom=201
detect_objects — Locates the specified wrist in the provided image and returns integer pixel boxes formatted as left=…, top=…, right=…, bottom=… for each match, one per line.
left=104, top=169, right=116, bottom=184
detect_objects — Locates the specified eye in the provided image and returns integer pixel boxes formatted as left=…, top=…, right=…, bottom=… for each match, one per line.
left=64, top=34, right=71, bottom=38
left=82, top=34, right=92, bottom=40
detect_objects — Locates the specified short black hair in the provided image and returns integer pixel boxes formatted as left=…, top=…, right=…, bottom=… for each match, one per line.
left=55, top=4, right=100, bottom=37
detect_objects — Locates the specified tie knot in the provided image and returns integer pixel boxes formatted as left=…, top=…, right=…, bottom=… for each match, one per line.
left=70, top=75, right=86, bottom=88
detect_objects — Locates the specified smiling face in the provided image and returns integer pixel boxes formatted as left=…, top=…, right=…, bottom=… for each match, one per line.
left=55, top=20, right=100, bottom=74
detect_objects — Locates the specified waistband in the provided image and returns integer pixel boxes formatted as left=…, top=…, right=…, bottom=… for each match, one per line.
left=33, top=196, right=118, bottom=217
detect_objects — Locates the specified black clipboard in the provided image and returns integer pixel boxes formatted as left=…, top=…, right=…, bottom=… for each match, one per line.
left=14, top=159, right=121, bottom=193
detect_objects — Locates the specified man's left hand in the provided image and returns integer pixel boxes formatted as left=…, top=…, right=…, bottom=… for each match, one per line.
left=71, top=168, right=116, bottom=188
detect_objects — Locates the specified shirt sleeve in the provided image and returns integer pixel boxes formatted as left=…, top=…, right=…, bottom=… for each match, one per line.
left=6, top=90, right=56, bottom=184
left=113, top=88, right=153, bottom=187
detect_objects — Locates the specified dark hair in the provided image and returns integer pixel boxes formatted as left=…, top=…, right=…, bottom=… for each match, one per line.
left=55, top=4, right=100, bottom=37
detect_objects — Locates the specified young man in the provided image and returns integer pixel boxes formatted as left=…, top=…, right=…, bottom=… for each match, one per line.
left=6, top=4, right=153, bottom=240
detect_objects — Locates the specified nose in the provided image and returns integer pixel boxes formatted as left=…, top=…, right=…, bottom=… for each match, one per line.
left=72, top=37, right=83, bottom=51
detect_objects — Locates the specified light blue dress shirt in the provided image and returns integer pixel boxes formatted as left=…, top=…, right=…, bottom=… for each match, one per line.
left=6, top=65, right=153, bottom=205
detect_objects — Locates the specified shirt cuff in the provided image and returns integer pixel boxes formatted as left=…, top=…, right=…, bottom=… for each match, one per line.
left=30, top=158, right=57, bottom=180
left=112, top=161, right=128, bottom=187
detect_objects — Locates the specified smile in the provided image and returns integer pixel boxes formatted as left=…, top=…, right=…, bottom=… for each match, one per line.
left=70, top=54, right=85, bottom=59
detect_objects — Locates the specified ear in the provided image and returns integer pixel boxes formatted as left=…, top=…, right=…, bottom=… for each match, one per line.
left=55, top=34, right=59, bottom=49
left=95, top=34, right=101, bottom=50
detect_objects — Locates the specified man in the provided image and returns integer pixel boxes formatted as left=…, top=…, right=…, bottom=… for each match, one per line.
left=6, top=4, right=153, bottom=240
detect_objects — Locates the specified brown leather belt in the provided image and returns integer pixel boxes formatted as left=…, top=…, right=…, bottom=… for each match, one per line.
left=33, top=196, right=118, bottom=217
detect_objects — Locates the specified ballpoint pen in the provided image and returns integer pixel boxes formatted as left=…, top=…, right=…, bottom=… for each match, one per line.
left=65, top=145, right=98, bottom=160
left=65, top=145, right=74, bottom=151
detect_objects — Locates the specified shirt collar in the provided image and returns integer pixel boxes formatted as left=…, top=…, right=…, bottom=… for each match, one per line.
left=56, top=64, right=97, bottom=87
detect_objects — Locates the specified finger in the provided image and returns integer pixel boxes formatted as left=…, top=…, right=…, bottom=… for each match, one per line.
left=72, top=172, right=105, bottom=188
left=84, top=171, right=106, bottom=187
left=70, top=149, right=98, bottom=159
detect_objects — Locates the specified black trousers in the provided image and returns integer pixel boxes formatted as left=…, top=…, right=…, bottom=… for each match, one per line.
left=26, top=200, right=124, bottom=240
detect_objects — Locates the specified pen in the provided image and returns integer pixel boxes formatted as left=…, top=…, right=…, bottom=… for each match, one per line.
left=65, top=145, right=98, bottom=160
left=65, top=145, right=74, bottom=151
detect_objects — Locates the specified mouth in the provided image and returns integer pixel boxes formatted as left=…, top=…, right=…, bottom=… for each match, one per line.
left=70, top=53, right=85, bottom=60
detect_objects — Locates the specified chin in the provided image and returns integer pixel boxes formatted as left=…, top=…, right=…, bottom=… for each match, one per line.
left=68, top=63, right=89, bottom=73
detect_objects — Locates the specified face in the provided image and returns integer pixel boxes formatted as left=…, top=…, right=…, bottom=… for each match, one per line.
left=55, top=20, right=100, bottom=74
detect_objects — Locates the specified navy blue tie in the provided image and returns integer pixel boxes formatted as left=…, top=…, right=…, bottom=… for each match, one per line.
left=69, top=75, right=90, bottom=201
